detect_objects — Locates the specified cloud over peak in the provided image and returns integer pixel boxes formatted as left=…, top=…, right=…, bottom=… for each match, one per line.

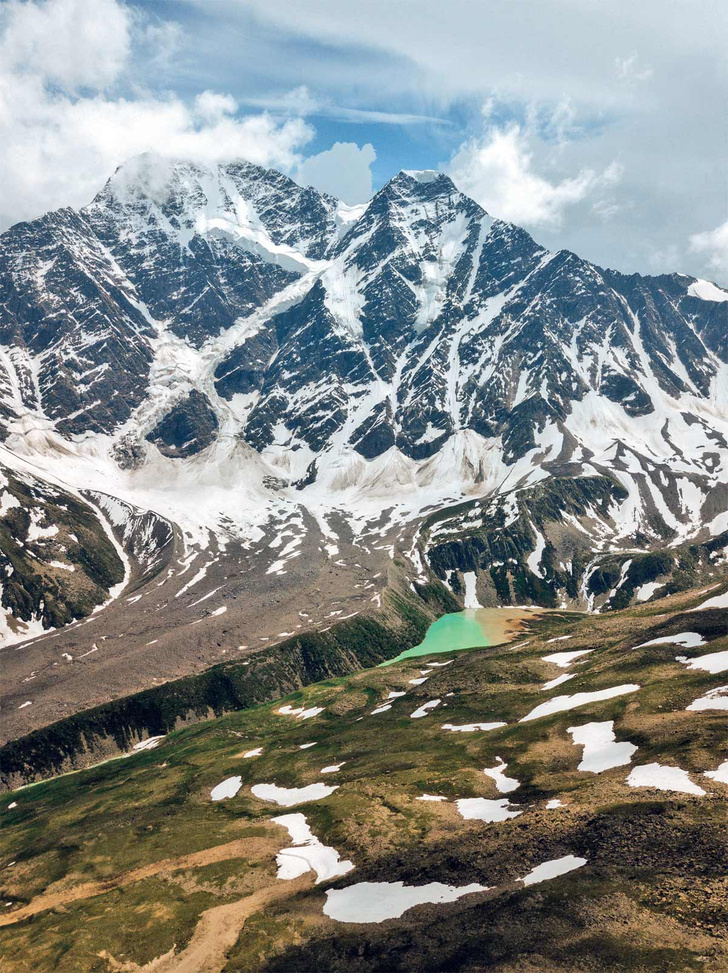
left=0, top=0, right=314, bottom=229
left=446, top=120, right=623, bottom=229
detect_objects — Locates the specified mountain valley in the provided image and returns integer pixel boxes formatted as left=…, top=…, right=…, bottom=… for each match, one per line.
left=0, top=154, right=726, bottom=973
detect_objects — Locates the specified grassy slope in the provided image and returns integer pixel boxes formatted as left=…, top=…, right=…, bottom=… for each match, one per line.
left=0, top=581, right=458, bottom=787
left=0, top=585, right=726, bottom=973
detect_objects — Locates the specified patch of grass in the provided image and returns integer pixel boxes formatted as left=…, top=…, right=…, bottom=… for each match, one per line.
left=0, top=592, right=726, bottom=972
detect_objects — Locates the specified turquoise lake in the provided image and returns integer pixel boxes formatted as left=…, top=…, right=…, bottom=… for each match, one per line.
left=383, top=608, right=530, bottom=666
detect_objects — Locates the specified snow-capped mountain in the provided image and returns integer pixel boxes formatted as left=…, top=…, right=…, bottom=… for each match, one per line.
left=0, top=154, right=727, bottom=647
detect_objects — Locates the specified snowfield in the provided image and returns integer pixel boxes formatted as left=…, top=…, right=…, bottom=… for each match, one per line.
left=323, top=880, right=489, bottom=924
left=251, top=782, right=339, bottom=806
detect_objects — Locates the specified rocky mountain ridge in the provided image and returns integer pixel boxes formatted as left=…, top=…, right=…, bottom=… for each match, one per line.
left=0, top=154, right=726, bottom=647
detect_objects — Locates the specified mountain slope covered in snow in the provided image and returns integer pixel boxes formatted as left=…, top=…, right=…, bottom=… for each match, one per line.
left=0, top=154, right=726, bottom=663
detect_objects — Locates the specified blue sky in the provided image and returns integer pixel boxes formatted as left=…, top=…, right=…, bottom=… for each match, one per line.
left=0, top=0, right=726, bottom=281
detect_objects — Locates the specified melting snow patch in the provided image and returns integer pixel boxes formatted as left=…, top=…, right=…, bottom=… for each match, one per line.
left=133, top=736, right=164, bottom=752
left=483, top=758, right=519, bottom=793
left=545, top=799, right=563, bottom=809
left=635, top=582, right=664, bottom=602
left=456, top=798, right=522, bottom=822
left=704, top=761, right=728, bottom=785
left=520, top=685, right=639, bottom=722
left=370, top=704, right=392, bottom=715
left=408, top=677, right=428, bottom=685
left=442, top=722, right=506, bottom=733
left=542, top=673, right=574, bottom=691
left=687, top=685, right=728, bottom=711
left=387, top=691, right=407, bottom=699
left=567, top=721, right=637, bottom=773
left=7, top=802, right=17, bottom=810
left=410, top=699, right=441, bottom=719
left=244, top=747, right=263, bottom=758
left=299, top=742, right=317, bottom=749
left=635, top=632, right=706, bottom=650
left=321, top=763, right=345, bottom=774
left=676, top=649, right=728, bottom=675
left=696, top=590, right=728, bottom=610
left=211, top=776, right=242, bottom=801
left=323, top=880, right=489, bottom=924
left=541, top=650, right=592, bottom=668
left=277, top=704, right=325, bottom=720
left=626, top=763, right=705, bottom=796
left=273, top=813, right=354, bottom=884
left=462, top=572, right=481, bottom=609
left=521, top=855, right=587, bottom=886
left=18, top=701, right=32, bottom=709
left=418, top=794, right=447, bottom=802
left=546, top=635, right=573, bottom=643
left=251, top=782, right=339, bottom=806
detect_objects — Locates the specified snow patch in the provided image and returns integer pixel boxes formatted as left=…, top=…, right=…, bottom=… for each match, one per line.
left=462, top=572, right=481, bottom=609
left=272, top=813, right=354, bottom=884
left=520, top=685, right=640, bottom=722
left=410, top=699, right=441, bottom=719
left=521, top=855, right=587, bottom=886
left=323, top=879, right=489, bottom=924
left=483, top=758, right=519, bottom=793
left=626, top=762, right=705, bottom=796
left=441, top=722, right=506, bottom=733
left=687, top=685, right=728, bottom=711
left=455, top=798, right=522, bottom=822
left=211, top=776, right=242, bottom=801
left=567, top=721, right=637, bottom=772
left=251, top=782, right=339, bottom=806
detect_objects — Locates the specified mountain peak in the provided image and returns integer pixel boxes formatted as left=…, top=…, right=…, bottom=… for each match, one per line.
left=400, top=168, right=445, bottom=184
left=385, top=168, right=458, bottom=197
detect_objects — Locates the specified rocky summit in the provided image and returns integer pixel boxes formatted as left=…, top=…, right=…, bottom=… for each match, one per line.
left=0, top=154, right=726, bottom=973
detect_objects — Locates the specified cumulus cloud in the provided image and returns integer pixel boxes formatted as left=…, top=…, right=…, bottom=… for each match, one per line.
left=446, top=121, right=622, bottom=228
left=296, top=142, right=376, bottom=204
left=0, top=0, right=131, bottom=91
left=689, top=220, right=728, bottom=284
left=0, top=0, right=314, bottom=229
left=193, top=90, right=239, bottom=122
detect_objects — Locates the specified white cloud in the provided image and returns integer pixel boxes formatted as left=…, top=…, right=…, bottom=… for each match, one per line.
left=446, top=122, right=622, bottom=228
left=689, top=220, right=728, bottom=283
left=217, top=0, right=725, bottom=277
left=296, top=141, right=376, bottom=204
left=0, top=0, right=314, bottom=229
left=193, top=90, right=239, bottom=122
left=242, top=85, right=322, bottom=116
left=241, top=86, right=446, bottom=126
left=0, top=0, right=131, bottom=91
left=614, top=53, right=653, bottom=83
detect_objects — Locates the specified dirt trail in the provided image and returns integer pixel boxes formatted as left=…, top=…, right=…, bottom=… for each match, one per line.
left=0, top=834, right=279, bottom=928
left=101, top=877, right=312, bottom=973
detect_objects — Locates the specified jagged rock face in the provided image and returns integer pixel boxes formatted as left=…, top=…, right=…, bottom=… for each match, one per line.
left=145, top=389, right=219, bottom=458
left=0, top=156, right=352, bottom=436
left=0, top=208, right=154, bottom=435
left=83, top=158, right=310, bottom=347
left=229, top=168, right=727, bottom=468
left=1, top=157, right=725, bottom=456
